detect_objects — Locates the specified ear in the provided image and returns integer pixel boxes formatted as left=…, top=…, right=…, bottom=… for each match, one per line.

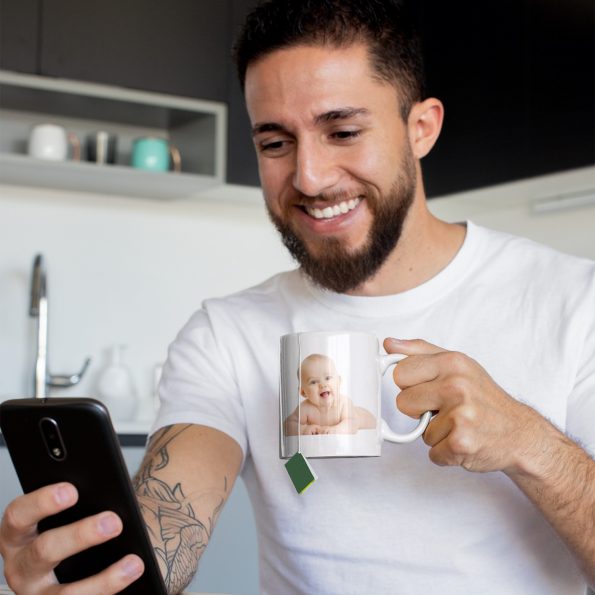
left=407, top=98, right=444, bottom=159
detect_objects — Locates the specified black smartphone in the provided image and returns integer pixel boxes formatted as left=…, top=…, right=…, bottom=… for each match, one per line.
left=0, top=397, right=167, bottom=594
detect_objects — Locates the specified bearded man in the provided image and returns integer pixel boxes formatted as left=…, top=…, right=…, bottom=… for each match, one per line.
left=1, top=2, right=594, bottom=594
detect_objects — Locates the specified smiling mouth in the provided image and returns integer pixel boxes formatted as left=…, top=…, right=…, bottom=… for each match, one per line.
left=303, top=197, right=362, bottom=220
left=320, top=391, right=331, bottom=398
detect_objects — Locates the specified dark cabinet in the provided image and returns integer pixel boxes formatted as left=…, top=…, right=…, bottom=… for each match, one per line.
left=0, top=0, right=40, bottom=74
left=523, top=0, right=593, bottom=176
left=226, top=0, right=259, bottom=187
left=1, top=0, right=593, bottom=193
left=417, top=0, right=594, bottom=197
left=39, top=0, right=230, bottom=102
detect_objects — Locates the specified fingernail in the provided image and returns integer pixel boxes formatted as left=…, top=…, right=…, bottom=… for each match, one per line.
left=54, top=484, right=75, bottom=505
left=387, top=337, right=406, bottom=345
left=98, top=513, right=120, bottom=536
left=122, top=557, right=143, bottom=578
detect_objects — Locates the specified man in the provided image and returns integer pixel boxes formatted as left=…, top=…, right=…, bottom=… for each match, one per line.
left=1, top=1, right=594, bottom=593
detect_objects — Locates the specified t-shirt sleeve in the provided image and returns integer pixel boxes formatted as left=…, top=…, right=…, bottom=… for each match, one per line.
left=149, top=308, right=248, bottom=460
left=566, top=275, right=595, bottom=457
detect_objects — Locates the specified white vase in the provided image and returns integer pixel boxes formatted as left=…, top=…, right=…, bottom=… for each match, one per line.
left=97, top=345, right=137, bottom=422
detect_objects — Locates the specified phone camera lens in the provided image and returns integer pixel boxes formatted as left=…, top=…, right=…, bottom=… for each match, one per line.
left=39, top=417, right=67, bottom=461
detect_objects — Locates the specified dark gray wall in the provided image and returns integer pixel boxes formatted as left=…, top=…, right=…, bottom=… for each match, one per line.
left=1, top=0, right=593, bottom=193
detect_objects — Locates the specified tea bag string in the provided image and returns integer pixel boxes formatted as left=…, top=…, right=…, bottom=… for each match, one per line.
left=297, top=332, right=302, bottom=454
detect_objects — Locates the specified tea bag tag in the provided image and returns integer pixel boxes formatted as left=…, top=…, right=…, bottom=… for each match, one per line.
left=285, top=452, right=317, bottom=494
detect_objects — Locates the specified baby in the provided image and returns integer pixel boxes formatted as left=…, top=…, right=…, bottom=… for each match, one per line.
left=284, top=353, right=376, bottom=436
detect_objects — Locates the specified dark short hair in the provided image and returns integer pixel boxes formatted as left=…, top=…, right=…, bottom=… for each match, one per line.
left=233, top=0, right=426, bottom=120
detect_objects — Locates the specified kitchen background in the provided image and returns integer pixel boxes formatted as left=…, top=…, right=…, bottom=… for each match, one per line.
left=1, top=1, right=594, bottom=594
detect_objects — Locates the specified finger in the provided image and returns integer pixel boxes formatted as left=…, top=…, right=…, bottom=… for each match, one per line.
left=422, top=413, right=451, bottom=447
left=1, top=483, right=78, bottom=546
left=52, top=554, right=144, bottom=595
left=397, top=381, right=445, bottom=417
left=22, top=511, right=123, bottom=574
left=384, top=337, right=448, bottom=357
left=384, top=338, right=449, bottom=389
left=394, top=350, right=470, bottom=390
left=427, top=438, right=466, bottom=468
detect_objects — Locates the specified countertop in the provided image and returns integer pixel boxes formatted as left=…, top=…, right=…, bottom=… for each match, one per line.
left=0, top=589, right=225, bottom=595
left=0, top=421, right=151, bottom=448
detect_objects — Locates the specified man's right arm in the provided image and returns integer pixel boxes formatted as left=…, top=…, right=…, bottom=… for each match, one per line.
left=0, top=423, right=242, bottom=595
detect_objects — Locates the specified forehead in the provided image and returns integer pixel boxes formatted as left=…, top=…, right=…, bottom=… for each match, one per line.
left=244, top=42, right=397, bottom=124
left=302, top=356, right=337, bottom=375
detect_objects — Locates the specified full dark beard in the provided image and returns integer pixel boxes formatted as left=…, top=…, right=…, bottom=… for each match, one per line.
left=267, top=151, right=417, bottom=293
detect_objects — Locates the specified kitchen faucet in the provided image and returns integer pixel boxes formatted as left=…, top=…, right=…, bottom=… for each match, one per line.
left=30, top=254, right=91, bottom=398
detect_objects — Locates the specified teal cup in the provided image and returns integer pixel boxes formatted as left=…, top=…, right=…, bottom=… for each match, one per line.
left=131, top=137, right=181, bottom=172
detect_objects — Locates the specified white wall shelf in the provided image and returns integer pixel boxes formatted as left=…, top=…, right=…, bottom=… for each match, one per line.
left=0, top=70, right=227, bottom=199
left=0, top=154, right=221, bottom=200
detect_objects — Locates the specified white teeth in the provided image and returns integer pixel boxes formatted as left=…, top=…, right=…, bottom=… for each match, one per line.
left=305, top=197, right=361, bottom=220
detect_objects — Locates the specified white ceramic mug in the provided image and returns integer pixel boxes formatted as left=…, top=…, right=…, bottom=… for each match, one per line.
left=280, top=331, right=432, bottom=458
left=28, top=123, right=81, bottom=161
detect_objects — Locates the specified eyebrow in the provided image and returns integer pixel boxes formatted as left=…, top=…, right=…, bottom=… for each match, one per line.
left=251, top=107, right=370, bottom=137
left=314, top=107, right=370, bottom=125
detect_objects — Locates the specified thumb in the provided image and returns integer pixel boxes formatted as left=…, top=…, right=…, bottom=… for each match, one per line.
left=383, top=337, right=447, bottom=356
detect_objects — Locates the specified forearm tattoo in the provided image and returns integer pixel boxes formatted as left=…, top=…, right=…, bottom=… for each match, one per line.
left=133, top=425, right=228, bottom=594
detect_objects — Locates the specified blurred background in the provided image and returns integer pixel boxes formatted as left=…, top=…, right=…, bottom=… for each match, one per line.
left=0, top=1, right=593, bottom=593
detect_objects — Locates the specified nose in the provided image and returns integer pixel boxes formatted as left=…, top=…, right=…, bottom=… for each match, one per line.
left=292, top=139, right=341, bottom=198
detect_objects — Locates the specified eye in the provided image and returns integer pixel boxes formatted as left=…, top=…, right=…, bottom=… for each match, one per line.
left=257, top=137, right=293, bottom=156
left=331, top=129, right=361, bottom=141
left=262, top=140, right=285, bottom=151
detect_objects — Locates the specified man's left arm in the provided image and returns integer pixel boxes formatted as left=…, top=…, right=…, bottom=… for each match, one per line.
left=384, top=337, right=595, bottom=587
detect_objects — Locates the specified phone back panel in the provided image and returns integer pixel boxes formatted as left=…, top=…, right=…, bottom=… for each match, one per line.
left=0, top=398, right=167, bottom=594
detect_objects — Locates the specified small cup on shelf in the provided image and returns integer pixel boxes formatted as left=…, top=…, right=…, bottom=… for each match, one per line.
left=28, top=123, right=81, bottom=162
left=131, top=137, right=181, bottom=173
left=86, top=131, right=117, bottom=165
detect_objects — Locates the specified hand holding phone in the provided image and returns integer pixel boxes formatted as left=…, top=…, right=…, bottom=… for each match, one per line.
left=0, top=398, right=167, bottom=594
left=0, top=482, right=145, bottom=594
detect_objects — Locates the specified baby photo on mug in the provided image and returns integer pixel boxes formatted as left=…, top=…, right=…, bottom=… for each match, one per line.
left=283, top=353, right=376, bottom=436
left=280, top=332, right=388, bottom=458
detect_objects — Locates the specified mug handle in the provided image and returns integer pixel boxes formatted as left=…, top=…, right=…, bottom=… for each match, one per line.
left=67, top=132, right=81, bottom=161
left=169, top=144, right=182, bottom=173
left=377, top=353, right=432, bottom=443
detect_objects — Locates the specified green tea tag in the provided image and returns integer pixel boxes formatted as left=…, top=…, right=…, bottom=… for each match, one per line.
left=285, top=452, right=317, bottom=494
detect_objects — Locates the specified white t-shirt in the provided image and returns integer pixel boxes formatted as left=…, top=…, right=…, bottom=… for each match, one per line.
left=154, top=221, right=595, bottom=595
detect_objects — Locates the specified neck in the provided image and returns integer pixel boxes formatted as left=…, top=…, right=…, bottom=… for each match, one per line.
left=347, top=185, right=466, bottom=297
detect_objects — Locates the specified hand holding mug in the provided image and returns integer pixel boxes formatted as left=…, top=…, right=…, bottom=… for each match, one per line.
left=384, top=337, right=544, bottom=474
